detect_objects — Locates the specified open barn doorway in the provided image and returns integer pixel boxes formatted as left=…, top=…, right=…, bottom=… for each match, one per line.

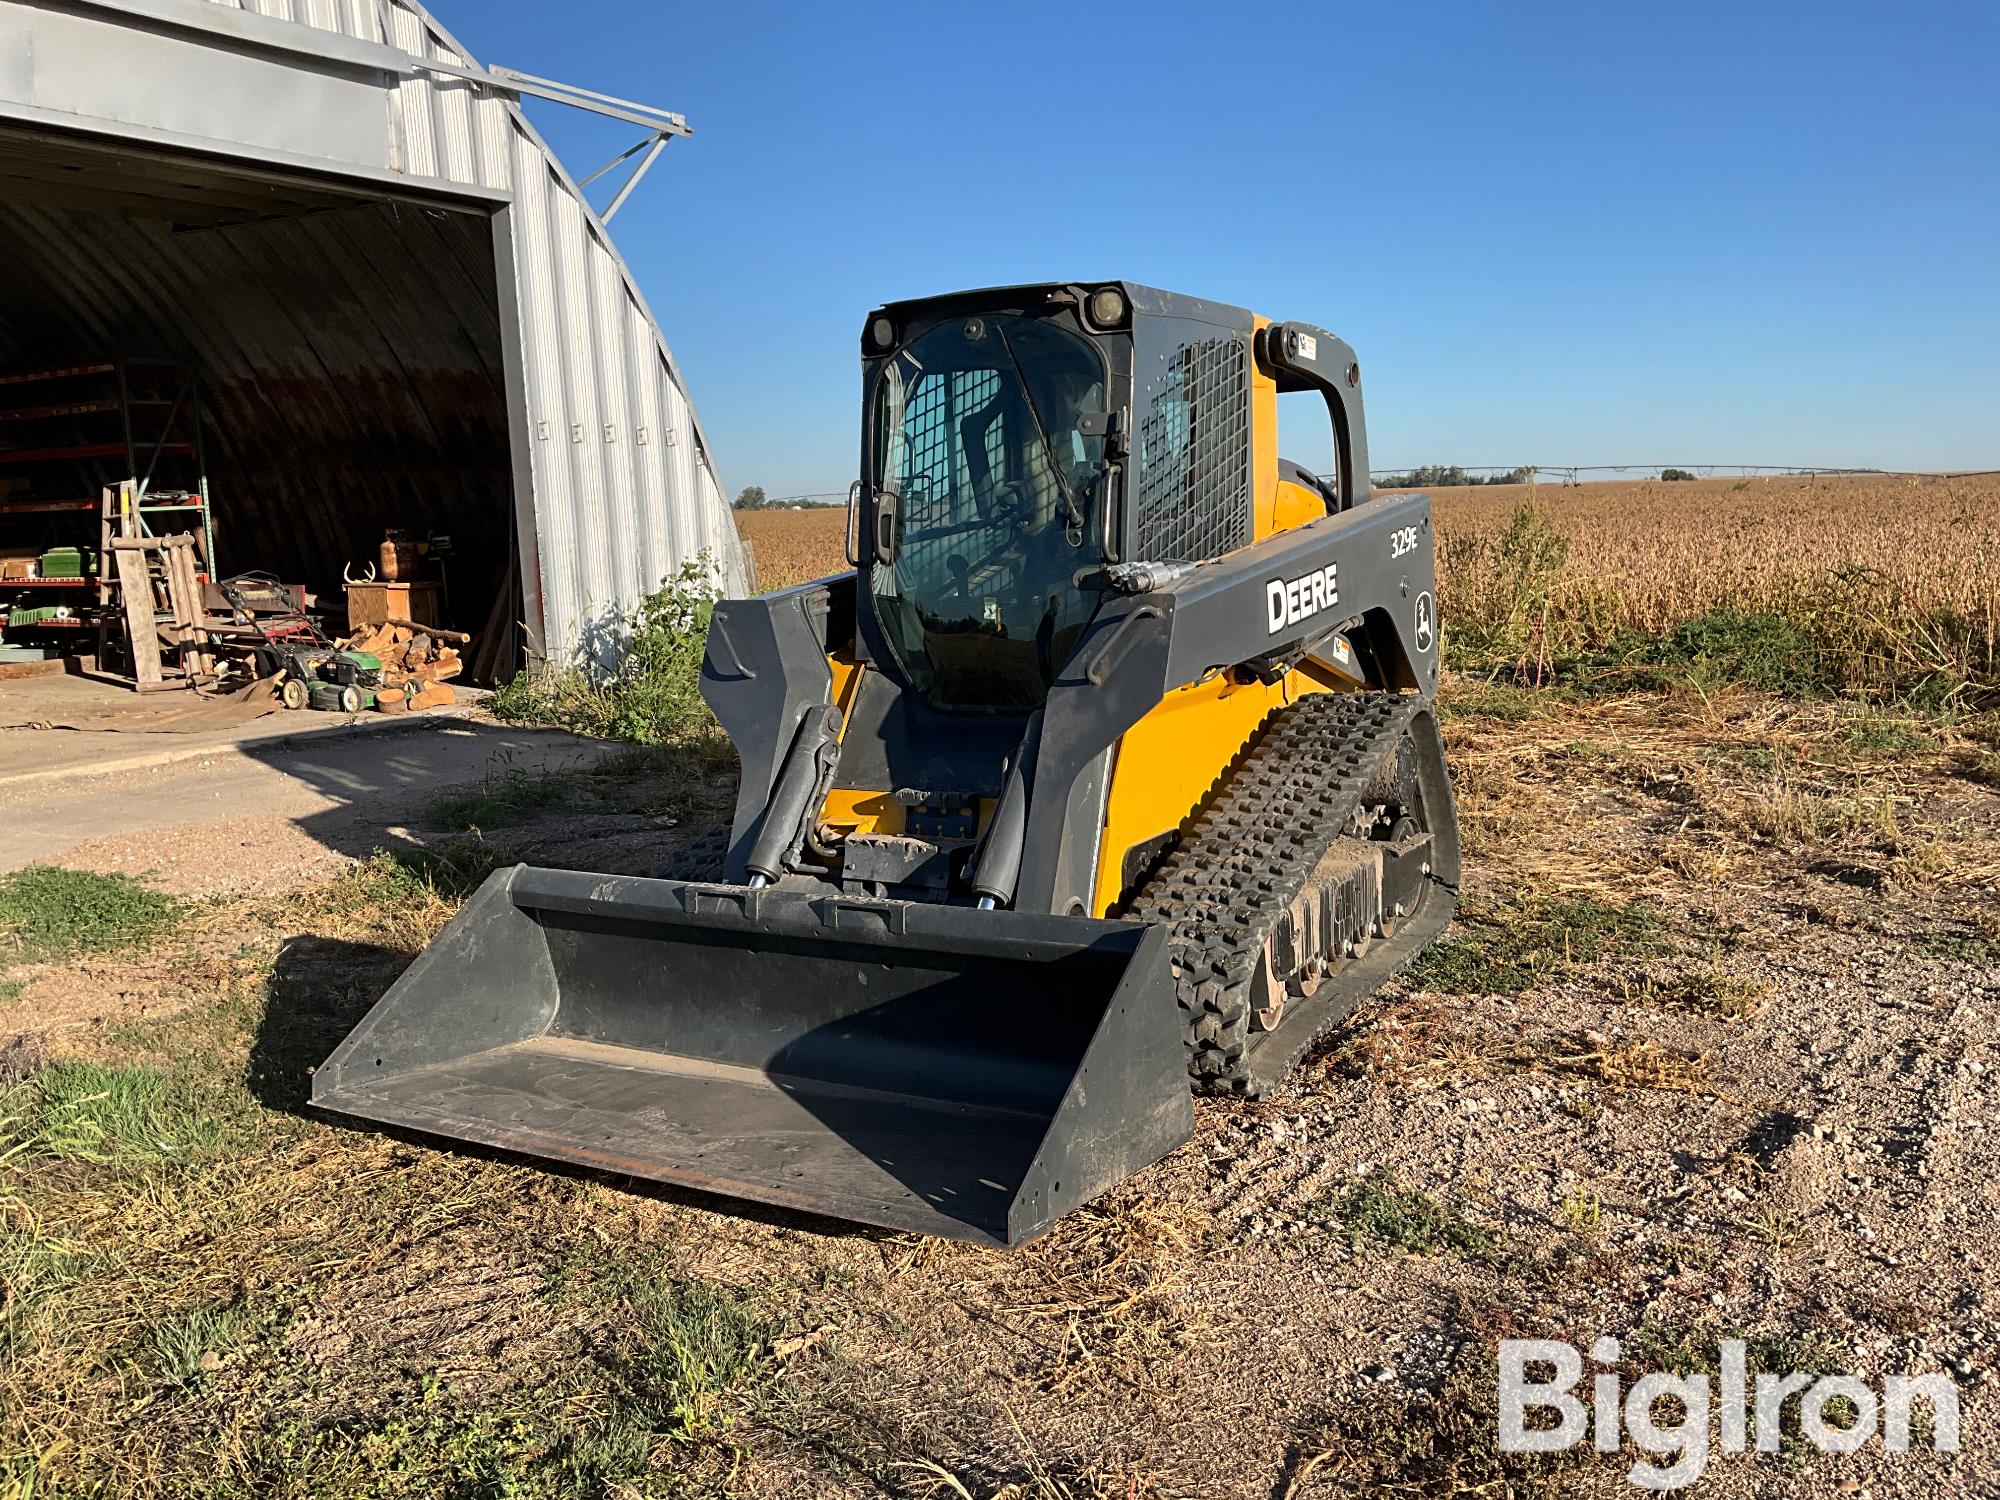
left=0, top=125, right=522, bottom=693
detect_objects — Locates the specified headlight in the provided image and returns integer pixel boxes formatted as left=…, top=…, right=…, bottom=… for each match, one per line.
left=1085, top=286, right=1128, bottom=330
left=865, top=315, right=896, bottom=354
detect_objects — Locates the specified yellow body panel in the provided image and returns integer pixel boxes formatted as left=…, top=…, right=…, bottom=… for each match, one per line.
left=818, top=786, right=905, bottom=838
left=1272, top=478, right=1326, bottom=534
left=818, top=652, right=889, bottom=835
left=1250, top=316, right=1282, bottom=540
left=828, top=649, right=866, bottom=723
left=1088, top=667, right=1335, bottom=916
left=817, top=786, right=996, bottom=844
left=1252, top=317, right=1332, bottom=543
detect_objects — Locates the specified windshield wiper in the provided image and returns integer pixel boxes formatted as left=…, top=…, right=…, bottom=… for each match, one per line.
left=992, top=324, right=1087, bottom=540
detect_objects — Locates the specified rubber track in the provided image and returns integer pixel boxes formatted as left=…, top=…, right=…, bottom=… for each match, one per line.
left=656, top=824, right=729, bottom=881
left=1125, top=692, right=1422, bottom=1096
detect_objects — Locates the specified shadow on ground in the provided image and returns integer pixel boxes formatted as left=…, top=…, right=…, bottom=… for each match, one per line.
left=275, top=723, right=738, bottom=875
left=249, top=934, right=418, bottom=1113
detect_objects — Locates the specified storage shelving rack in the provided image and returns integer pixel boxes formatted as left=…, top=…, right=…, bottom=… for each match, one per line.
left=0, top=360, right=214, bottom=663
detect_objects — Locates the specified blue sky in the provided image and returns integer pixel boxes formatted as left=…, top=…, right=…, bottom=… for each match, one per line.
left=447, top=1, right=1999, bottom=497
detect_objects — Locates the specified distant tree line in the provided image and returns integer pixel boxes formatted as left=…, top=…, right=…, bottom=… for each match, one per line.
left=1661, top=468, right=1698, bottom=482
left=1373, top=465, right=1536, bottom=490
left=733, top=486, right=772, bottom=511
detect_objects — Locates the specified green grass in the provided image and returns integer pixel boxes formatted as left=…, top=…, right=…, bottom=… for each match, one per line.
left=1322, top=1180, right=1511, bottom=1270
left=1435, top=679, right=1576, bottom=721
left=550, top=1241, right=772, bottom=1445
left=1623, top=1321, right=1846, bottom=1380
left=0, top=1222, right=93, bottom=1362
left=1916, top=925, right=2000, bottom=968
left=1622, top=1321, right=1852, bottom=1461
left=0, top=867, right=185, bottom=962
left=313, top=843, right=506, bottom=919
left=630, top=1278, right=769, bottom=1443
left=1405, top=894, right=1663, bottom=995
left=1576, top=609, right=1833, bottom=697
left=426, top=765, right=576, bottom=832
left=149, top=1299, right=255, bottom=1387
left=21, top=1060, right=224, bottom=1167
left=184, top=1251, right=777, bottom=1497
left=0, top=978, right=23, bottom=1005
left=1842, top=710, right=1938, bottom=755
left=222, top=1373, right=666, bottom=1500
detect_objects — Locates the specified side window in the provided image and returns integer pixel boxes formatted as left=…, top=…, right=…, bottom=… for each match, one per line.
left=1277, top=390, right=1343, bottom=504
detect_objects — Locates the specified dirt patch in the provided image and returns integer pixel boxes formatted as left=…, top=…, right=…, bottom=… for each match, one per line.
left=51, top=811, right=367, bottom=897
left=0, top=917, right=265, bottom=1041
left=2, top=959, right=205, bottom=1038
left=282, top=1226, right=588, bottom=1408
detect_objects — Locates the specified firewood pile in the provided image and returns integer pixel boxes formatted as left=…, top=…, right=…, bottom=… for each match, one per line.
left=337, top=620, right=468, bottom=713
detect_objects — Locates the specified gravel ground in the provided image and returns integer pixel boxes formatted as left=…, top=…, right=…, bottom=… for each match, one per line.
left=5, top=686, right=1996, bottom=1497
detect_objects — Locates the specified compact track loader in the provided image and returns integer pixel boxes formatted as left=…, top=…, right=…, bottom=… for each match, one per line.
left=314, top=283, right=1460, bottom=1246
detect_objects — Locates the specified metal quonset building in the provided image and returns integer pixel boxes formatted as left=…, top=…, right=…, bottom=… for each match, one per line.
left=0, top=0, right=747, bottom=671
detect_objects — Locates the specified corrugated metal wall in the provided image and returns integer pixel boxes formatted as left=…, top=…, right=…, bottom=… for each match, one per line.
left=189, top=0, right=748, bottom=659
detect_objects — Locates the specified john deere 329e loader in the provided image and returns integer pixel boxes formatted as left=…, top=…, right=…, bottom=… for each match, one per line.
left=313, top=282, right=1461, bottom=1247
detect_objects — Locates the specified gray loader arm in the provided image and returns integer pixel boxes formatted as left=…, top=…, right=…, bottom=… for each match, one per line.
left=701, top=579, right=845, bottom=884
left=1018, top=490, right=1442, bottom=913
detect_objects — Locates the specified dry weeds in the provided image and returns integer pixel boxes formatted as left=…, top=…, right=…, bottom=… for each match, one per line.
left=1438, top=683, right=1998, bottom=898
left=1004, top=1199, right=1213, bottom=1398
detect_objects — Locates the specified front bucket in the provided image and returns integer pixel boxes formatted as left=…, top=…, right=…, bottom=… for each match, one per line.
left=311, top=867, right=1189, bottom=1246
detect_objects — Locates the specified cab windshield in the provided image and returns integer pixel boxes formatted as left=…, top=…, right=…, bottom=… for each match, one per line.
left=869, top=314, right=1105, bottom=709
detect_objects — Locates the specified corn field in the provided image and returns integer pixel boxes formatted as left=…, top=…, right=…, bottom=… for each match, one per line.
left=738, top=472, right=2000, bottom=699
left=1435, top=473, right=1998, bottom=697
